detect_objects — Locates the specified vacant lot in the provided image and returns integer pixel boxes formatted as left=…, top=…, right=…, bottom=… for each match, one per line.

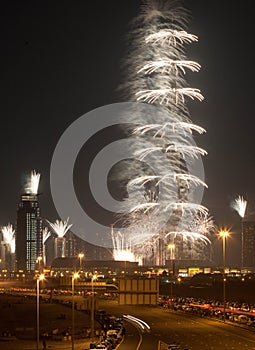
left=0, top=293, right=99, bottom=339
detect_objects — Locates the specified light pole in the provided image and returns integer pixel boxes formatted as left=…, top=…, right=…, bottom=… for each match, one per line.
left=36, top=273, right=45, bottom=350
left=219, top=229, right=230, bottom=322
left=91, top=274, right=97, bottom=344
left=78, top=253, right=84, bottom=271
left=72, top=272, right=79, bottom=350
left=168, top=243, right=175, bottom=300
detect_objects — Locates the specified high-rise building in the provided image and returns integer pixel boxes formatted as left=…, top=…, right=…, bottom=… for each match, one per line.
left=16, top=194, right=42, bottom=271
left=54, top=237, right=66, bottom=258
left=242, top=216, right=255, bottom=270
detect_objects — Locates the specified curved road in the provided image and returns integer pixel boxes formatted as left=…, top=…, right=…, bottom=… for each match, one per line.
left=100, top=300, right=255, bottom=350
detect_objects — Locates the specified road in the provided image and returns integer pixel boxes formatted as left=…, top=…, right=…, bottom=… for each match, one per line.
left=2, top=290, right=255, bottom=350
left=99, top=300, right=255, bottom=350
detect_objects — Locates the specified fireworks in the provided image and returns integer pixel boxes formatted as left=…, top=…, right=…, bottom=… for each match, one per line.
left=25, top=170, right=41, bottom=195
left=136, top=87, right=204, bottom=104
left=145, top=29, right=198, bottom=46
left=115, top=0, right=212, bottom=264
left=231, top=195, right=247, bottom=269
left=192, top=212, right=216, bottom=236
left=133, top=121, right=206, bottom=136
left=231, top=195, right=247, bottom=218
left=1, top=223, right=15, bottom=253
left=111, top=227, right=135, bottom=262
left=42, top=227, right=51, bottom=244
left=42, top=227, right=51, bottom=266
left=137, top=59, right=201, bottom=75
left=47, top=218, right=72, bottom=238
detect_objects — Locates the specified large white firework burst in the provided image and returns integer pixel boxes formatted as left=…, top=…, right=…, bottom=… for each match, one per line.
left=1, top=223, right=15, bottom=253
left=47, top=218, right=72, bottom=238
left=231, top=195, right=247, bottom=218
left=24, top=170, right=41, bottom=195
left=115, top=0, right=213, bottom=263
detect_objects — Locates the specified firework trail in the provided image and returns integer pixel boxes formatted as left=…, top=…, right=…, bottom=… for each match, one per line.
left=42, top=227, right=51, bottom=266
left=231, top=195, right=247, bottom=268
left=231, top=195, right=247, bottom=218
left=42, top=227, right=51, bottom=244
left=115, top=0, right=212, bottom=263
left=1, top=223, right=15, bottom=253
left=47, top=218, right=72, bottom=238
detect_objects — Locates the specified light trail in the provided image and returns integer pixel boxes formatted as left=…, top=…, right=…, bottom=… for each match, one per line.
left=123, top=314, right=150, bottom=331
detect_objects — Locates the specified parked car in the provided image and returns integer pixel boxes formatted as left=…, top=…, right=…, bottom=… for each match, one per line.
left=96, top=344, right=108, bottom=350
left=238, top=315, right=250, bottom=324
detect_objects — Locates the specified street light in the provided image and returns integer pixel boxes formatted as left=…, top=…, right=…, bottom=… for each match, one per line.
left=168, top=243, right=175, bottom=300
left=36, top=273, right=45, bottom=350
left=219, top=229, right=230, bottom=322
left=72, top=272, right=79, bottom=350
left=78, top=253, right=84, bottom=271
left=91, top=274, right=97, bottom=344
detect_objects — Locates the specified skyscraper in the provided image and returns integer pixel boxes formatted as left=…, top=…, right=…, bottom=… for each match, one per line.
left=16, top=171, right=42, bottom=271
left=242, top=216, right=255, bottom=270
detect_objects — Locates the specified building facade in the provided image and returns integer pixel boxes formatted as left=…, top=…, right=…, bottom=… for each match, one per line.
left=16, top=194, right=42, bottom=271
left=242, top=217, right=255, bottom=270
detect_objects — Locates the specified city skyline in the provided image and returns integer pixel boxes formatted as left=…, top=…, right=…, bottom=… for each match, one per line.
left=1, top=1, right=255, bottom=266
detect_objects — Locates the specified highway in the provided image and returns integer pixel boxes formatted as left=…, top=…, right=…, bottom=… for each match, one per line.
left=99, top=300, right=255, bottom=350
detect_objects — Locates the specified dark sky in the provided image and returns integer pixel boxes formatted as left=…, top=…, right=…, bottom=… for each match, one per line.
left=1, top=1, right=255, bottom=267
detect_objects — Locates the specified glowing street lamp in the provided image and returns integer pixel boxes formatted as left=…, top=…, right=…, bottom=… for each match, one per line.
left=218, top=229, right=230, bottom=322
left=36, top=274, right=45, bottom=350
left=78, top=253, right=84, bottom=271
left=91, top=274, right=97, bottom=344
left=72, top=272, right=79, bottom=350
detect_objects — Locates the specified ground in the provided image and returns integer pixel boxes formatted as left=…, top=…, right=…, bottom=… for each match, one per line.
left=0, top=293, right=101, bottom=350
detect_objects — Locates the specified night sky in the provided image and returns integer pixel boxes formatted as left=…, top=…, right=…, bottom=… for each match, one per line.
left=1, top=1, right=255, bottom=267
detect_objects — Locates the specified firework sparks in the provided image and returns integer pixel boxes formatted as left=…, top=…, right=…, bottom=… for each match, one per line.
left=192, top=212, right=216, bottom=236
left=25, top=170, right=41, bottom=195
left=47, top=218, right=72, bottom=238
left=165, top=202, right=209, bottom=216
left=134, top=144, right=207, bottom=161
left=111, top=227, right=135, bottom=262
left=138, top=59, right=201, bottom=75
left=1, top=223, right=15, bottom=253
left=115, top=0, right=212, bottom=264
left=129, top=173, right=207, bottom=189
left=166, top=230, right=210, bottom=244
left=231, top=195, right=247, bottom=218
left=145, top=29, right=198, bottom=46
left=42, top=227, right=51, bottom=244
left=133, top=122, right=206, bottom=137
left=136, top=87, right=204, bottom=105
left=129, top=202, right=158, bottom=214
